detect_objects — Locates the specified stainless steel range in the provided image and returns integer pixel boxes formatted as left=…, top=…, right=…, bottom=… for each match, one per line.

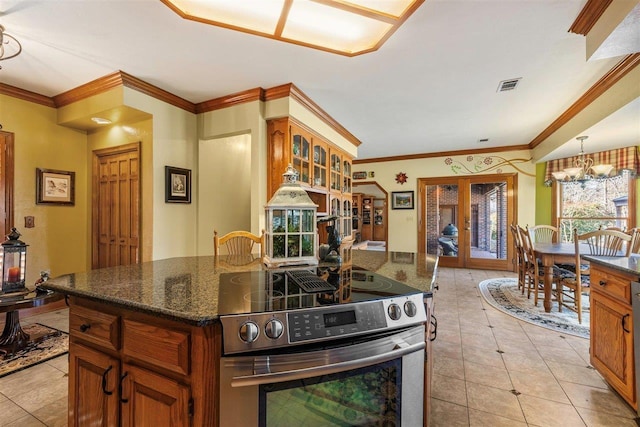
left=218, top=266, right=428, bottom=427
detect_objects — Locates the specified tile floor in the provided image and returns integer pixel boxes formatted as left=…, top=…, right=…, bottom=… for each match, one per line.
left=0, top=267, right=637, bottom=426
left=431, top=268, right=638, bottom=427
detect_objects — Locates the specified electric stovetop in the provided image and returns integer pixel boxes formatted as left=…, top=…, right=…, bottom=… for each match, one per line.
left=216, top=266, right=423, bottom=317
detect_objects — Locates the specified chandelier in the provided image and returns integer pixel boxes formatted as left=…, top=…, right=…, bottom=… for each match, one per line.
left=551, top=136, right=614, bottom=183
left=0, top=25, right=22, bottom=69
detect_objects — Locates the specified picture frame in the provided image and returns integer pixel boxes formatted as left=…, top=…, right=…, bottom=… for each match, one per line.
left=391, top=191, right=414, bottom=210
left=165, top=166, right=192, bottom=203
left=352, top=171, right=367, bottom=180
left=36, top=168, right=75, bottom=205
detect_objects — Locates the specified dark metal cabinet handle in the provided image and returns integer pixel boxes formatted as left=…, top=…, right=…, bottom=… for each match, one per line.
left=101, top=365, right=113, bottom=395
left=622, top=314, right=631, bottom=333
left=430, top=314, right=438, bottom=342
left=119, top=372, right=129, bottom=403
left=79, top=323, right=91, bottom=332
left=599, top=280, right=607, bottom=286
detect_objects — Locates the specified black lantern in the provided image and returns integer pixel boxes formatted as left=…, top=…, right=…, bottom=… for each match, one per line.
left=0, top=228, right=28, bottom=294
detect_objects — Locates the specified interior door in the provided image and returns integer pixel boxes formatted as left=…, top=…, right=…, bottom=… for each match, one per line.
left=418, top=174, right=516, bottom=270
left=92, top=143, right=140, bottom=269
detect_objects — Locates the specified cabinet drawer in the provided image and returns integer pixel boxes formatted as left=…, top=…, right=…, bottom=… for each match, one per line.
left=590, top=268, right=631, bottom=304
left=69, top=305, right=120, bottom=351
left=123, top=319, right=190, bottom=376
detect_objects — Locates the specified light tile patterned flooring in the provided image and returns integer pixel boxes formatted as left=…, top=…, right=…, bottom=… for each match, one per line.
left=432, top=268, right=638, bottom=427
left=0, top=267, right=637, bottom=426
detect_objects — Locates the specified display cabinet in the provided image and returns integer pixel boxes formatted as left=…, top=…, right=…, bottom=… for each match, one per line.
left=267, top=117, right=354, bottom=224
left=361, top=196, right=373, bottom=241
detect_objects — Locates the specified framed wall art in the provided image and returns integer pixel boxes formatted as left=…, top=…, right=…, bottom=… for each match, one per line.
left=165, top=166, right=192, bottom=203
left=391, top=191, right=414, bottom=210
left=36, top=168, right=75, bottom=205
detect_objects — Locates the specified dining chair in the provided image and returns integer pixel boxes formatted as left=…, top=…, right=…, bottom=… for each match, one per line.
left=518, top=226, right=546, bottom=305
left=557, top=228, right=633, bottom=323
left=509, top=225, right=526, bottom=293
left=528, top=224, right=557, bottom=243
left=214, top=230, right=265, bottom=257
left=628, top=228, right=640, bottom=255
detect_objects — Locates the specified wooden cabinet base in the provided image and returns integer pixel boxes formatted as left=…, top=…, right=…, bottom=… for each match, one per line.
left=67, top=296, right=221, bottom=427
left=589, top=263, right=637, bottom=410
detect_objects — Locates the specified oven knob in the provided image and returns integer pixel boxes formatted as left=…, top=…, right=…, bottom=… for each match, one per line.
left=388, top=303, right=402, bottom=321
left=404, top=301, right=417, bottom=317
left=265, top=319, right=284, bottom=340
left=239, top=321, right=259, bottom=343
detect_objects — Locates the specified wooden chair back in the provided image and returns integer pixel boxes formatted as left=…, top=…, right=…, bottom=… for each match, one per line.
left=627, top=228, right=640, bottom=255
left=528, top=225, right=557, bottom=243
left=575, top=228, right=632, bottom=257
left=214, top=230, right=265, bottom=257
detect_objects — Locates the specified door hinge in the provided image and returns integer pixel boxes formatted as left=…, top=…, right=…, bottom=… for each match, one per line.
left=188, top=397, right=194, bottom=417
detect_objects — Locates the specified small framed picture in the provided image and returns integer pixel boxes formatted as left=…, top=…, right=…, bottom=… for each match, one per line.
left=165, top=166, right=192, bottom=203
left=36, top=168, right=75, bottom=205
left=391, top=191, right=414, bottom=210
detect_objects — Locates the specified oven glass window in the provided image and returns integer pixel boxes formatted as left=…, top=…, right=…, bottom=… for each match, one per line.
left=259, top=359, right=401, bottom=426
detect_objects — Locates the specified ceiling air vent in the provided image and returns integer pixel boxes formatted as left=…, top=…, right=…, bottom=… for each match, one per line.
left=497, top=78, right=521, bottom=92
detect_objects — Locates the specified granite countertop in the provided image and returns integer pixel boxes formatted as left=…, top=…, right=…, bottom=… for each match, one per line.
left=41, top=251, right=438, bottom=326
left=582, top=254, right=640, bottom=277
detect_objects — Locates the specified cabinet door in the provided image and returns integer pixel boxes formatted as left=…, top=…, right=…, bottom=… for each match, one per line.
left=69, top=342, right=120, bottom=427
left=121, top=363, right=191, bottom=427
left=343, top=158, right=352, bottom=194
left=312, top=141, right=327, bottom=189
left=590, top=290, right=636, bottom=407
left=330, top=152, right=341, bottom=192
left=291, top=128, right=311, bottom=186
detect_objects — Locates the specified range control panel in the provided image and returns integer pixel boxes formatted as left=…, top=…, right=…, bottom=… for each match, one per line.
left=220, top=293, right=427, bottom=355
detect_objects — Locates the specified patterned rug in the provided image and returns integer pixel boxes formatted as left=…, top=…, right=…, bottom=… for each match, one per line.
left=478, top=278, right=589, bottom=339
left=0, top=323, right=68, bottom=378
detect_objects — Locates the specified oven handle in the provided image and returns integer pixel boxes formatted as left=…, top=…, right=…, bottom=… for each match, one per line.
left=230, top=340, right=425, bottom=387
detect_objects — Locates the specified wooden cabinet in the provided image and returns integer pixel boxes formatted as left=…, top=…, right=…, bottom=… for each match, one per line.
left=360, top=196, right=373, bottom=241
left=589, top=263, right=637, bottom=410
left=352, top=194, right=362, bottom=242
left=373, top=198, right=387, bottom=242
left=267, top=117, right=354, bottom=234
left=68, top=297, right=220, bottom=427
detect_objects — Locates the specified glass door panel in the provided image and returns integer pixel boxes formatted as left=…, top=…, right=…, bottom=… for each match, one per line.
left=468, top=182, right=508, bottom=261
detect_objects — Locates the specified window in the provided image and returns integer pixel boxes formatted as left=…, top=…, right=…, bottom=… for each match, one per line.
left=554, top=171, right=636, bottom=242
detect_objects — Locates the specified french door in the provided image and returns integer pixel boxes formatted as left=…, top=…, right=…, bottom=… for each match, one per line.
left=418, top=174, right=516, bottom=270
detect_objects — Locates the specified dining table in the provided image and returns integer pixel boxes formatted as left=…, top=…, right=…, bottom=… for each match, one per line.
left=533, top=242, right=581, bottom=313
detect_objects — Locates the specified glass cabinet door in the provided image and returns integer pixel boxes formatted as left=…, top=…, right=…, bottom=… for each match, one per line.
left=292, top=134, right=310, bottom=185
left=313, top=143, right=327, bottom=188
left=343, top=199, right=352, bottom=237
left=330, top=153, right=341, bottom=192
left=343, top=159, right=351, bottom=193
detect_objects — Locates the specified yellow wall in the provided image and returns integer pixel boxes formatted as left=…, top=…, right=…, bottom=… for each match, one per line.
left=354, top=150, right=537, bottom=252
left=124, top=88, right=198, bottom=260
left=0, top=94, right=88, bottom=283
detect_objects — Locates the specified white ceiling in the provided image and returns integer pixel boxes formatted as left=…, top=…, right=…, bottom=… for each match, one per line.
left=0, top=0, right=638, bottom=161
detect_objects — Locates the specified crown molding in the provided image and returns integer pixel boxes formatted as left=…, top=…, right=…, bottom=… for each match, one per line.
left=354, top=144, right=530, bottom=164
left=119, top=71, right=196, bottom=113
left=0, top=83, right=56, bottom=108
left=569, top=0, right=614, bottom=35
left=52, top=71, right=124, bottom=107
left=528, top=53, right=640, bottom=149
left=195, top=87, right=264, bottom=113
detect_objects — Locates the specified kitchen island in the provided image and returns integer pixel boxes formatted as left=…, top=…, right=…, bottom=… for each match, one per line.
left=41, top=250, right=438, bottom=427
left=582, top=255, right=640, bottom=411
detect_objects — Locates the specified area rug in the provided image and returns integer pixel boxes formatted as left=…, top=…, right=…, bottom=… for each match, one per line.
left=0, top=323, right=68, bottom=378
left=478, top=278, right=589, bottom=339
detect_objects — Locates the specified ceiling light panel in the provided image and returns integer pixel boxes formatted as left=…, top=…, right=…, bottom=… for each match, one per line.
left=165, top=0, right=285, bottom=35
left=162, top=0, right=424, bottom=56
left=284, top=1, right=392, bottom=53
left=344, top=0, right=418, bottom=17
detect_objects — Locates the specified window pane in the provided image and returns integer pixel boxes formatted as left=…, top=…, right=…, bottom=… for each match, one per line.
left=558, top=173, right=630, bottom=242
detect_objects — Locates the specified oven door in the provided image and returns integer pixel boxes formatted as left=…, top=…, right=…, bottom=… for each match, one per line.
left=219, top=324, right=425, bottom=427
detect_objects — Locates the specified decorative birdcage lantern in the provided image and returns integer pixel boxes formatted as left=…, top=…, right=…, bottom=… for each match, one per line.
left=264, top=164, right=318, bottom=268
left=0, top=228, right=28, bottom=295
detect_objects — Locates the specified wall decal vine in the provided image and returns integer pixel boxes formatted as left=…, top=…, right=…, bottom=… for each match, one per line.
left=444, top=155, right=535, bottom=177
